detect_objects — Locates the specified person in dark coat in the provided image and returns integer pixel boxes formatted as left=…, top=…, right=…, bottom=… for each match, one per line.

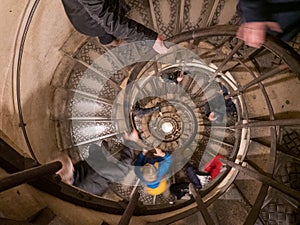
left=61, top=0, right=168, bottom=53
left=237, top=0, right=300, bottom=48
left=56, top=140, right=134, bottom=196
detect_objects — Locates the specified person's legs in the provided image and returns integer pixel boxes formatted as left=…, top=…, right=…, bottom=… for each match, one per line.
left=62, top=0, right=115, bottom=39
left=73, top=162, right=110, bottom=196
left=87, top=143, right=110, bottom=168
left=120, top=146, right=134, bottom=165
left=170, top=183, right=189, bottom=200
left=185, top=166, right=202, bottom=190
left=118, top=0, right=131, bottom=15
left=98, top=0, right=131, bottom=45
left=87, top=143, right=131, bottom=182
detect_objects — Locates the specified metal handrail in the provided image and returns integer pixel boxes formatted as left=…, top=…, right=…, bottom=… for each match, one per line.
left=0, top=161, right=61, bottom=192
left=14, top=0, right=41, bottom=163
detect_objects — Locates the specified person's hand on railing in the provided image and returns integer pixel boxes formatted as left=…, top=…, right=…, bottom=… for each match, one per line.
left=153, top=34, right=168, bottom=54
left=237, top=22, right=282, bottom=48
left=54, top=153, right=74, bottom=184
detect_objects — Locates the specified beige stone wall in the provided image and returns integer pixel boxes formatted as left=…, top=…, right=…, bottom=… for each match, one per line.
left=0, top=0, right=73, bottom=162
left=0, top=0, right=29, bottom=156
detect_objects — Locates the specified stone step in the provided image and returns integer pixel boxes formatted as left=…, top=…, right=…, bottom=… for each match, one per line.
left=235, top=162, right=257, bottom=181
left=0, top=208, right=70, bottom=225
left=250, top=127, right=271, bottom=139
left=169, top=210, right=218, bottom=225
left=29, top=208, right=69, bottom=225
left=210, top=199, right=250, bottom=225
left=247, top=140, right=270, bottom=156
left=234, top=179, right=263, bottom=206
left=246, top=139, right=276, bottom=173
left=219, top=183, right=246, bottom=201
left=127, top=0, right=154, bottom=32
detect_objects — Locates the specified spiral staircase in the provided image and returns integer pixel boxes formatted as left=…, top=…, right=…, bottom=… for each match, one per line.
left=0, top=0, right=300, bottom=225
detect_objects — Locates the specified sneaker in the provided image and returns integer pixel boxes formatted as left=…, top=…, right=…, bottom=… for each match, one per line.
left=181, top=193, right=191, bottom=200
left=188, top=183, right=193, bottom=195
left=198, top=175, right=211, bottom=188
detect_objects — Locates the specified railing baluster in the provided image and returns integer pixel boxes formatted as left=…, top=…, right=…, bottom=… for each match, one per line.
left=190, top=184, right=215, bottom=225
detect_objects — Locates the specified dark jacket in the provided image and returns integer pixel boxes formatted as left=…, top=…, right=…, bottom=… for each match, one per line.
left=61, top=0, right=158, bottom=42
left=73, top=160, right=109, bottom=196
left=239, top=0, right=300, bottom=41
left=72, top=143, right=133, bottom=196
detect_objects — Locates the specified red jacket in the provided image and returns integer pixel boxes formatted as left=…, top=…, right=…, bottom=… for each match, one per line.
left=203, top=155, right=224, bottom=180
